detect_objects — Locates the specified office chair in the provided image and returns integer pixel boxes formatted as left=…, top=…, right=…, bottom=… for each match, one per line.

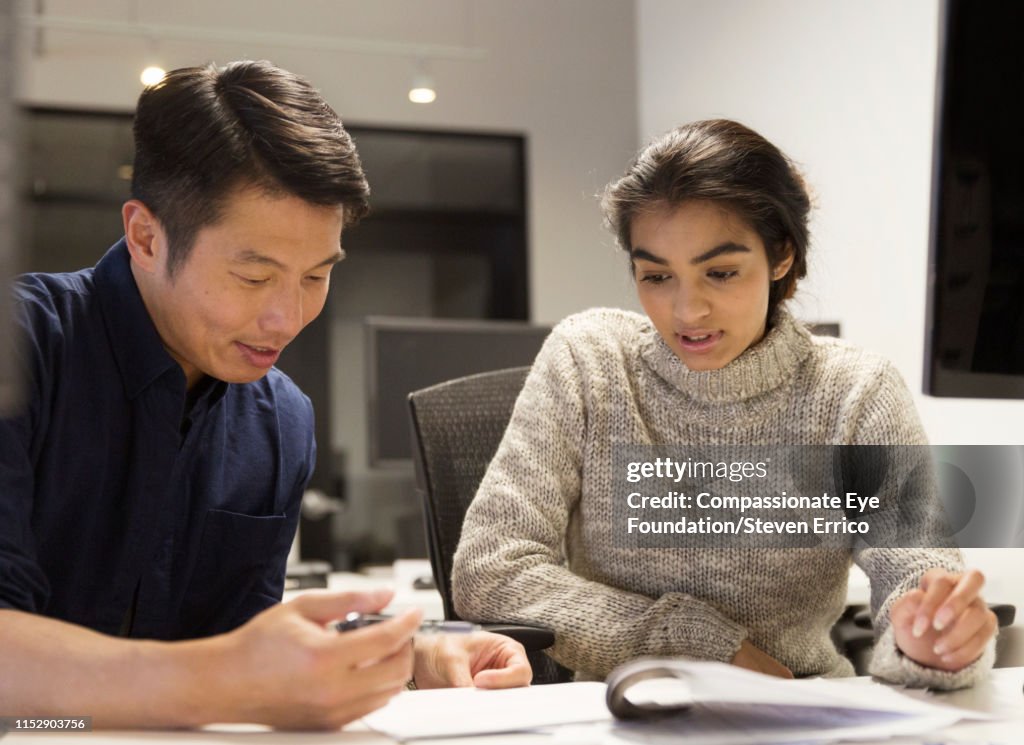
left=408, top=367, right=574, bottom=685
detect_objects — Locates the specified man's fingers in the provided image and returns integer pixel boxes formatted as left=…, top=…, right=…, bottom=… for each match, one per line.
left=341, top=639, right=415, bottom=694
left=464, top=634, right=531, bottom=688
left=444, top=652, right=475, bottom=688
left=472, top=659, right=533, bottom=688
left=913, top=570, right=957, bottom=637
left=933, top=569, right=985, bottom=632
left=337, top=608, right=422, bottom=667
left=289, top=589, right=394, bottom=626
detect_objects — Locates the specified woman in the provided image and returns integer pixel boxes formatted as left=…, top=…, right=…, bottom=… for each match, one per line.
left=451, top=119, right=997, bottom=688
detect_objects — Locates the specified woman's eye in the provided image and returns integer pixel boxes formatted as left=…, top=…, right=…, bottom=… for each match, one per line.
left=640, top=274, right=670, bottom=285
left=708, top=270, right=738, bottom=281
left=306, top=275, right=329, bottom=283
left=235, top=274, right=270, bottom=286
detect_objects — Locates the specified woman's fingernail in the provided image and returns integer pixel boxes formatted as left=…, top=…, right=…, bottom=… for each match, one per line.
left=912, top=616, right=929, bottom=638
left=933, top=607, right=953, bottom=631
left=933, top=642, right=947, bottom=655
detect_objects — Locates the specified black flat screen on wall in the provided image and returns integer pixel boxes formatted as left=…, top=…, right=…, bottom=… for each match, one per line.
left=925, top=0, right=1024, bottom=398
left=365, top=317, right=550, bottom=465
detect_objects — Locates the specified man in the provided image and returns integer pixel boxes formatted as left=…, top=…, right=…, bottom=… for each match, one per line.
left=0, top=60, right=530, bottom=730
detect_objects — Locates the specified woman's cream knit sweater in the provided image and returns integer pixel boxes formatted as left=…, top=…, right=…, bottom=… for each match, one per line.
left=452, top=307, right=993, bottom=689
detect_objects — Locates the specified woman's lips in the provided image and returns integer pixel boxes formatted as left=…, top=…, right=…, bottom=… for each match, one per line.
left=675, top=330, right=723, bottom=353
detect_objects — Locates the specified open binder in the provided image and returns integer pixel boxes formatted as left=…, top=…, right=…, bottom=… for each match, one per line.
left=605, top=658, right=988, bottom=743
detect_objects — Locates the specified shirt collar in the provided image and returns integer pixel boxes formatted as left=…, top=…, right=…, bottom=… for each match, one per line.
left=93, top=238, right=183, bottom=400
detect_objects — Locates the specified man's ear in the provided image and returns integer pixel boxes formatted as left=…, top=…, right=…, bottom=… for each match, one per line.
left=122, top=199, right=166, bottom=275
left=772, top=241, right=796, bottom=281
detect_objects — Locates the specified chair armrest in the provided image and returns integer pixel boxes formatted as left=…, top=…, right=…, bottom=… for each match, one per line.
left=480, top=623, right=555, bottom=651
left=990, top=603, right=1015, bottom=627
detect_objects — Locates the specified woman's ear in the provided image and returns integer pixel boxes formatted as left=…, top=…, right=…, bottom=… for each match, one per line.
left=772, top=242, right=796, bottom=281
left=121, top=199, right=166, bottom=275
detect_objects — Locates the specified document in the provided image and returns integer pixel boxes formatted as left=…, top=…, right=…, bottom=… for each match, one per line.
left=363, top=661, right=993, bottom=743
left=362, top=682, right=610, bottom=740
left=603, top=659, right=990, bottom=744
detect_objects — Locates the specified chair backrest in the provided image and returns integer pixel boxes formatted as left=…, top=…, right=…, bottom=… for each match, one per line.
left=408, top=366, right=530, bottom=620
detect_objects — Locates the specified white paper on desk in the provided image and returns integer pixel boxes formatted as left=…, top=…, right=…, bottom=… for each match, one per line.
left=361, top=682, right=610, bottom=740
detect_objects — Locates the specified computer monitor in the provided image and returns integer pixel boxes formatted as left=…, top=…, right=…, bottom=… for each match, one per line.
left=365, top=317, right=551, bottom=466
left=0, top=0, right=22, bottom=416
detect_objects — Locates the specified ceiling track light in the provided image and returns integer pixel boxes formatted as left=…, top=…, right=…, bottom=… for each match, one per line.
left=408, top=59, right=437, bottom=104
left=140, top=65, right=166, bottom=86
left=21, top=13, right=477, bottom=100
left=139, top=35, right=165, bottom=87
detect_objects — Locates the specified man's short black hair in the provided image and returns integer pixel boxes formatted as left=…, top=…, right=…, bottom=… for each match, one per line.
left=131, top=60, right=370, bottom=276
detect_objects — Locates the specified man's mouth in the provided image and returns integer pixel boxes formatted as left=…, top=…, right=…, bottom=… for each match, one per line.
left=236, top=342, right=283, bottom=368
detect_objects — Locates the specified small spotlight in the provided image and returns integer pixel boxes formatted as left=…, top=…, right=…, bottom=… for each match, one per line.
left=408, top=65, right=436, bottom=104
left=409, top=86, right=437, bottom=104
left=140, top=66, right=166, bottom=86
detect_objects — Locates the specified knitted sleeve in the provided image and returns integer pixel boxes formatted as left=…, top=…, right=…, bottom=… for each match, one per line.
left=850, top=360, right=995, bottom=689
left=451, top=325, right=747, bottom=680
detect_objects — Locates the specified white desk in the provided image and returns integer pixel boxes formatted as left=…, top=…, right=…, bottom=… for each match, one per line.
left=4, top=667, right=1022, bottom=744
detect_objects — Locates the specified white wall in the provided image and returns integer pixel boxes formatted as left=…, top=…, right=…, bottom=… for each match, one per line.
left=637, top=0, right=1023, bottom=618
left=19, top=0, right=639, bottom=323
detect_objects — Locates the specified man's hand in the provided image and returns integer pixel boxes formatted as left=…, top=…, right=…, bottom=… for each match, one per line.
left=891, top=568, right=997, bottom=672
left=730, top=639, right=793, bottom=678
left=218, top=589, right=421, bottom=730
left=411, top=631, right=532, bottom=689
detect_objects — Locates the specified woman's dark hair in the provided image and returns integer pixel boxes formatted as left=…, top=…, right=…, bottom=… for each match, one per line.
left=131, top=60, right=370, bottom=277
left=601, top=119, right=810, bottom=318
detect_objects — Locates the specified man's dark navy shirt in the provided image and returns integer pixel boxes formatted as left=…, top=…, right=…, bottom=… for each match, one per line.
left=0, top=240, right=314, bottom=639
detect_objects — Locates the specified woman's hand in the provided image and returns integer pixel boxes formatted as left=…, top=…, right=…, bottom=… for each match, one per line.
left=730, top=639, right=793, bottom=678
left=890, top=568, right=997, bottom=671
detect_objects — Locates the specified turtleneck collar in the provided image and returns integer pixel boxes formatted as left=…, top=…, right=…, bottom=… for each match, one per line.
left=640, top=307, right=813, bottom=403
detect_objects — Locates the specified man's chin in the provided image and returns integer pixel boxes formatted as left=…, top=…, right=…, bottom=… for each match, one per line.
left=216, top=367, right=274, bottom=385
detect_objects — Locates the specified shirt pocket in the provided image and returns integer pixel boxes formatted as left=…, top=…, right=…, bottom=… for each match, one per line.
left=180, top=508, right=286, bottom=638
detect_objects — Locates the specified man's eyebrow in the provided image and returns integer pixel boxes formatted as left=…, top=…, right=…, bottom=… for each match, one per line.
left=691, top=242, right=751, bottom=264
left=629, top=248, right=669, bottom=266
left=315, top=249, right=346, bottom=269
left=233, top=249, right=345, bottom=271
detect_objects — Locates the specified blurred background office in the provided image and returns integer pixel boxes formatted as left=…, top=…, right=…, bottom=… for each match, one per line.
left=2, top=1, right=1022, bottom=615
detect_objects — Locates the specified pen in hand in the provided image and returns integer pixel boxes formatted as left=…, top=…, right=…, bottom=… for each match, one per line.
left=336, top=611, right=482, bottom=634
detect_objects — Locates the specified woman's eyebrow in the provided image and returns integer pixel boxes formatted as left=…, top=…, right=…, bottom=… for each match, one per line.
left=691, top=242, right=751, bottom=264
left=629, top=247, right=669, bottom=265
left=630, top=243, right=752, bottom=266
